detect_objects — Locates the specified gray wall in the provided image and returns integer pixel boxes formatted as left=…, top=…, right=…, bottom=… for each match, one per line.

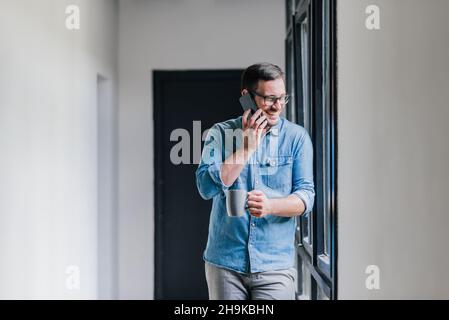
left=0, top=0, right=118, bottom=299
left=118, top=0, right=284, bottom=299
left=337, top=0, right=449, bottom=299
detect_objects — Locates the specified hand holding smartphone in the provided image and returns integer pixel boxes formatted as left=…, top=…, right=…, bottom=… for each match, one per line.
left=239, top=93, right=258, bottom=115
left=239, top=93, right=270, bottom=127
left=239, top=93, right=263, bottom=125
left=239, top=93, right=268, bottom=152
left=239, top=92, right=269, bottom=128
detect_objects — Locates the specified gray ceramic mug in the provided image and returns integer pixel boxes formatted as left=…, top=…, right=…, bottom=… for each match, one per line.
left=225, top=189, right=248, bottom=217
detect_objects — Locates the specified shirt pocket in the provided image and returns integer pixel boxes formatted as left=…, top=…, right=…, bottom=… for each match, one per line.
left=259, top=156, right=293, bottom=192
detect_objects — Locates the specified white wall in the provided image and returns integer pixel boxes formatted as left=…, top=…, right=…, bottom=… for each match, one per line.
left=118, top=0, right=284, bottom=299
left=337, top=0, right=449, bottom=299
left=0, top=0, right=118, bottom=299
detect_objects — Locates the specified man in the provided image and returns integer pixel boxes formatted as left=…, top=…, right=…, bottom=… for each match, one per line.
left=195, top=63, right=315, bottom=300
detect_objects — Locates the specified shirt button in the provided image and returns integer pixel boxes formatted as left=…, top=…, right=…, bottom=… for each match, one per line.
left=252, top=223, right=256, bottom=227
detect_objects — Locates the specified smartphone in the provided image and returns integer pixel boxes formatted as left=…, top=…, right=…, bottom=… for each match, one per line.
left=239, top=93, right=258, bottom=122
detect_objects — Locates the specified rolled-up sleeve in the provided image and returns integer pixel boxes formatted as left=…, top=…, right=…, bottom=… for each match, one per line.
left=291, top=130, right=315, bottom=215
left=195, top=125, right=232, bottom=200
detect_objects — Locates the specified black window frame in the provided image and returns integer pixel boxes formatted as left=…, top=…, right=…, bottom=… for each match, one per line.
left=285, top=20, right=295, bottom=122
left=294, top=0, right=314, bottom=259
left=286, top=0, right=338, bottom=300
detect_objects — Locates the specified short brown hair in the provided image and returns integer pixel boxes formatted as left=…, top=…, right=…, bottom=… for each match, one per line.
left=241, top=62, right=284, bottom=92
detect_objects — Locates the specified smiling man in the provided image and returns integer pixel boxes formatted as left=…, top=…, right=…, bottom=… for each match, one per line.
left=195, top=63, right=315, bottom=300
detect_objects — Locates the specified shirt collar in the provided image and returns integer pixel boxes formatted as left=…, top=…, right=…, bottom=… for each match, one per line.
left=266, top=117, right=283, bottom=136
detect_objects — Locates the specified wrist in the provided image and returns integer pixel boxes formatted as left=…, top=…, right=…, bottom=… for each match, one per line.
left=267, top=198, right=276, bottom=215
left=242, top=146, right=256, bottom=155
left=242, top=135, right=257, bottom=154
left=239, top=146, right=255, bottom=159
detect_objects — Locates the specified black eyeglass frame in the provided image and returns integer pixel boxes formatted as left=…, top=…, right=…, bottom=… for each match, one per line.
left=250, top=90, right=291, bottom=107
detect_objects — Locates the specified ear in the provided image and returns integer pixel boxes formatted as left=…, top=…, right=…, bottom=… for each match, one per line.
left=241, top=89, right=248, bottom=96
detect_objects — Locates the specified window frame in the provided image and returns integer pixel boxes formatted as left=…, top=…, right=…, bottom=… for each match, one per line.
left=285, top=23, right=295, bottom=122
left=287, top=0, right=338, bottom=300
left=293, top=0, right=314, bottom=259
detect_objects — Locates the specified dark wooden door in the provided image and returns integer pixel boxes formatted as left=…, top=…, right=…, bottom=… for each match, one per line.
left=154, top=70, right=243, bottom=299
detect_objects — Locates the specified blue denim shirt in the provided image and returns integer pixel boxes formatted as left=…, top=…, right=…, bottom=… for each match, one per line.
left=195, top=116, right=314, bottom=274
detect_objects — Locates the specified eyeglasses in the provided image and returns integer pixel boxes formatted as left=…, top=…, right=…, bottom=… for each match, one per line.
left=250, top=91, right=290, bottom=107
